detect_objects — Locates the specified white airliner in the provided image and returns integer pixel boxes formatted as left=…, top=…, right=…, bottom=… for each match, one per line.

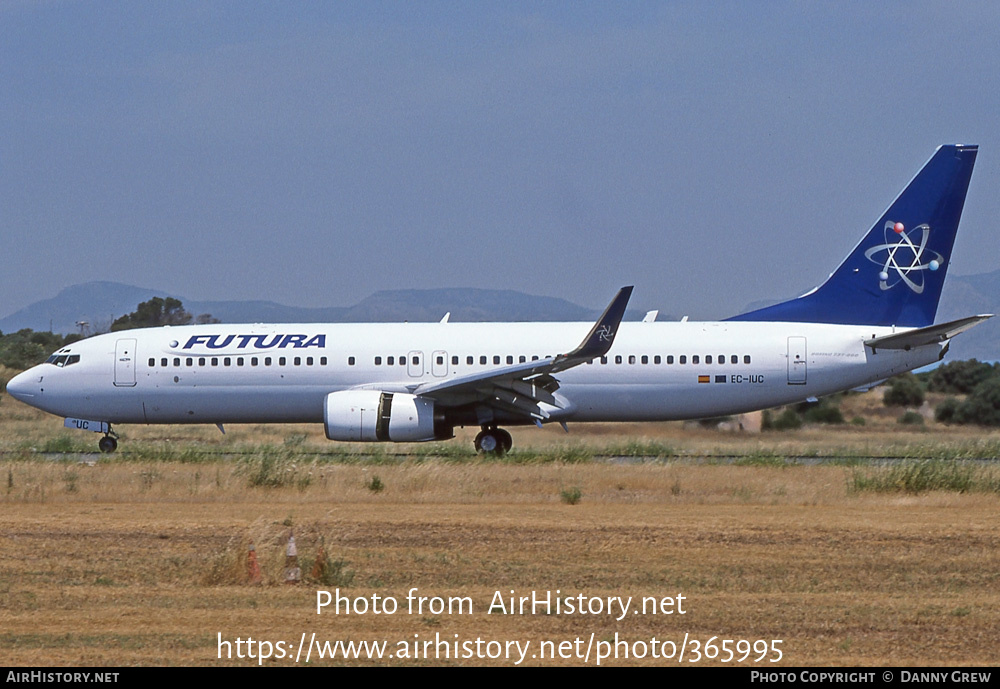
left=5, top=144, right=990, bottom=454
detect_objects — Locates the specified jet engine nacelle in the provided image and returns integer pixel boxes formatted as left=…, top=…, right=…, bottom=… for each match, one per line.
left=324, top=390, right=444, bottom=442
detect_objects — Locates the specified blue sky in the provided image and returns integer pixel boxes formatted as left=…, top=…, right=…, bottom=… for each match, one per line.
left=2, top=1, right=998, bottom=320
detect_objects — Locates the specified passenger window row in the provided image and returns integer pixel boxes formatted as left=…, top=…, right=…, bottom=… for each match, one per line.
left=596, top=354, right=753, bottom=365
left=366, top=354, right=544, bottom=367
left=150, top=352, right=752, bottom=369
left=352, top=354, right=753, bottom=366
left=149, top=356, right=329, bottom=368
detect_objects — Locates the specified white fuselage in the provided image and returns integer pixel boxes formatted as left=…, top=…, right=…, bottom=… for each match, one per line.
left=7, top=320, right=940, bottom=427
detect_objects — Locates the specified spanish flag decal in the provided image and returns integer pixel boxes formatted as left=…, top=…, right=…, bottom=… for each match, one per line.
left=698, top=375, right=711, bottom=384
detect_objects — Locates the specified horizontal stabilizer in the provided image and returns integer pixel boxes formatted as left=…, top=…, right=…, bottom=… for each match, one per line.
left=865, top=314, right=993, bottom=351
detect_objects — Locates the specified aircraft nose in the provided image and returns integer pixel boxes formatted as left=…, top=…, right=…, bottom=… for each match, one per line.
left=5, top=369, right=38, bottom=402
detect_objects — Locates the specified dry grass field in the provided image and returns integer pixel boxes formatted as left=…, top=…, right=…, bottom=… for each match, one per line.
left=2, top=390, right=999, bottom=666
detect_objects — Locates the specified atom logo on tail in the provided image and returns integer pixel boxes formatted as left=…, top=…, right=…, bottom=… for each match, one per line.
left=863, top=221, right=944, bottom=294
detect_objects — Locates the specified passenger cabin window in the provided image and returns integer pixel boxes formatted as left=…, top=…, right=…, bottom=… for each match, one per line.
left=679, top=355, right=686, bottom=364
left=387, top=356, right=394, bottom=365
left=375, top=356, right=382, bottom=365
left=692, top=355, right=700, bottom=364
left=744, top=355, right=751, bottom=364
left=348, top=357, right=355, bottom=366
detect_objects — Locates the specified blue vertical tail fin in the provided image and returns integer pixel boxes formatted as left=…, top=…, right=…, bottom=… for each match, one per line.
left=729, top=144, right=978, bottom=327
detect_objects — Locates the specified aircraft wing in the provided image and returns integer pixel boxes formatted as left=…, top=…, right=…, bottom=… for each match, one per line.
left=864, top=314, right=993, bottom=351
left=407, top=286, right=633, bottom=422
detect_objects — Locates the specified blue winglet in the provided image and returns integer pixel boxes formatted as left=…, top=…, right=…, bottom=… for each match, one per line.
left=729, top=145, right=978, bottom=327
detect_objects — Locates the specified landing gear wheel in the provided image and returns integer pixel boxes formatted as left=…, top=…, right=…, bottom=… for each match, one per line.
left=475, top=429, right=499, bottom=454
left=98, top=436, right=118, bottom=454
left=474, top=427, right=512, bottom=456
left=497, top=429, right=512, bottom=454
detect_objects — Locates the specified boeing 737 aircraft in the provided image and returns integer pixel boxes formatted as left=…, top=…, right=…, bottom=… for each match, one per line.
left=5, top=144, right=990, bottom=454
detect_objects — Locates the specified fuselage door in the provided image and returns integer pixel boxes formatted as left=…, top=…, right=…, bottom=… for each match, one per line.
left=114, top=338, right=137, bottom=387
left=432, top=350, right=448, bottom=377
left=407, top=351, right=424, bottom=378
left=787, top=336, right=807, bottom=385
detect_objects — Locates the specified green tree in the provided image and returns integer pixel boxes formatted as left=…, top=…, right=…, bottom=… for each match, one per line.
left=0, top=329, right=79, bottom=370
left=111, top=297, right=193, bottom=331
left=801, top=402, right=845, bottom=424
left=928, top=359, right=1000, bottom=395
left=934, top=397, right=961, bottom=424
left=955, top=378, right=1000, bottom=427
left=0, top=339, right=47, bottom=370
left=883, top=373, right=925, bottom=407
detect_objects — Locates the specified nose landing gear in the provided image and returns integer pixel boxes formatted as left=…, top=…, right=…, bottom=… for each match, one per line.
left=474, top=426, right=513, bottom=455
left=98, top=426, right=119, bottom=453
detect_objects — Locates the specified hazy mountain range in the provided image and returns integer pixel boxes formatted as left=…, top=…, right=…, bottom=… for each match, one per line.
left=0, top=281, right=633, bottom=335
left=2, top=275, right=997, bottom=361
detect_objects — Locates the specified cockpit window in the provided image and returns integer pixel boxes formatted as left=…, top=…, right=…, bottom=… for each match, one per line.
left=45, top=354, right=81, bottom=367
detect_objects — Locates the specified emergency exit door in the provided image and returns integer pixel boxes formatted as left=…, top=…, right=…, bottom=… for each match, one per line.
left=114, top=339, right=137, bottom=387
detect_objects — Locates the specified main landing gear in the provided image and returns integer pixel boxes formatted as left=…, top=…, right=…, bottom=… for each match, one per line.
left=474, top=426, right=512, bottom=456
left=98, top=425, right=119, bottom=454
